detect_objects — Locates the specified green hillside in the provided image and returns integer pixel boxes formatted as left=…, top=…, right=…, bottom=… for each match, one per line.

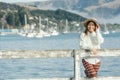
left=0, top=2, right=120, bottom=32
left=0, top=2, right=86, bottom=30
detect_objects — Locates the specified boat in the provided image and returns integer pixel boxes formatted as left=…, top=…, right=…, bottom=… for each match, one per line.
left=51, top=23, right=59, bottom=36
left=27, top=32, right=36, bottom=38
left=18, top=14, right=28, bottom=37
left=43, top=32, right=51, bottom=37
left=36, top=30, right=44, bottom=38
left=0, top=25, right=6, bottom=36
left=64, top=19, right=69, bottom=33
left=0, top=32, right=6, bottom=36
left=103, top=24, right=109, bottom=34
left=103, top=31, right=109, bottom=34
left=111, top=30, right=116, bottom=33
left=51, top=30, right=59, bottom=36
left=35, top=16, right=44, bottom=38
left=43, top=18, right=51, bottom=37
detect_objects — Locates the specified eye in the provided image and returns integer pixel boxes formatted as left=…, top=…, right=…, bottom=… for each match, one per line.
left=91, top=24, right=94, bottom=26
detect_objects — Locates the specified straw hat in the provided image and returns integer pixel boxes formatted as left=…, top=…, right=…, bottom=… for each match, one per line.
left=83, top=18, right=99, bottom=28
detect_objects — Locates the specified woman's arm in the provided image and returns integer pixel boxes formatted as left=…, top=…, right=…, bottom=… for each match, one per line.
left=80, top=33, right=93, bottom=49
left=96, top=28, right=104, bottom=44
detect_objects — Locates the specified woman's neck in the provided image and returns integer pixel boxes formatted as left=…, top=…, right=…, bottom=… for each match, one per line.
left=88, top=31, right=96, bottom=36
left=88, top=31, right=95, bottom=33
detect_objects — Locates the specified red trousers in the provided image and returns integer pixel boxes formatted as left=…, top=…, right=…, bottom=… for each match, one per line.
left=82, top=59, right=100, bottom=78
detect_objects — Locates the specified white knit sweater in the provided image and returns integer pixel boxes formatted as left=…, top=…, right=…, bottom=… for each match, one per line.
left=80, top=29, right=104, bottom=64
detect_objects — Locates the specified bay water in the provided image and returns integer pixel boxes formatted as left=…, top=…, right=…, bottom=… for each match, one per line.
left=0, top=32, right=120, bottom=79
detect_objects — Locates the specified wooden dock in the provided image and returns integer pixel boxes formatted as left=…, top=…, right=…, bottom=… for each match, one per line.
left=0, top=49, right=120, bottom=80
left=5, top=77, right=120, bottom=80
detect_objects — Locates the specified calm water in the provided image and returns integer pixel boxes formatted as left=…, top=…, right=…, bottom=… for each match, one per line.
left=0, top=57, right=120, bottom=79
left=0, top=32, right=120, bottom=79
left=0, top=32, right=120, bottom=50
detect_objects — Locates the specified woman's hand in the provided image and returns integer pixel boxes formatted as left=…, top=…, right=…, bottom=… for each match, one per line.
left=92, top=49, right=97, bottom=55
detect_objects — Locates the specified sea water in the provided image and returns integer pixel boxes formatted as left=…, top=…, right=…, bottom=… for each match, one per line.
left=0, top=33, right=120, bottom=79
left=0, top=57, right=120, bottom=79
left=0, top=32, right=120, bottom=50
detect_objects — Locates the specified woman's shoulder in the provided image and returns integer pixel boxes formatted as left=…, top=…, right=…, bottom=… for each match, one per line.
left=81, top=32, right=86, bottom=36
left=80, top=32, right=86, bottom=38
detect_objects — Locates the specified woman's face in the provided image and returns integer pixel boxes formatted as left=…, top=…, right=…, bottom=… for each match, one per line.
left=87, top=22, right=96, bottom=33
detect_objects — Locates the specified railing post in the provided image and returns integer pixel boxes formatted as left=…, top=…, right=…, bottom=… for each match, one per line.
left=72, top=50, right=80, bottom=80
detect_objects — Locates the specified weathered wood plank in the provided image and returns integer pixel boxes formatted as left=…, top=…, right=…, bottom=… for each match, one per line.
left=6, top=78, right=71, bottom=80
left=6, top=77, right=120, bottom=80
left=0, top=49, right=120, bottom=59
left=81, top=77, right=120, bottom=80
left=73, top=50, right=80, bottom=80
left=0, top=50, right=72, bottom=59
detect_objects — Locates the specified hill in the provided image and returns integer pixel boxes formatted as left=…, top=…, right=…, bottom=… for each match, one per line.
left=0, top=2, right=86, bottom=32
left=18, top=0, right=120, bottom=24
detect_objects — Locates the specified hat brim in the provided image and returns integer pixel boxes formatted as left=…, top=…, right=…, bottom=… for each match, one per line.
left=83, top=18, right=99, bottom=28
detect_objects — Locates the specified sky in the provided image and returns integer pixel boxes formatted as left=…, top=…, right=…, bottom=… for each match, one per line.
left=0, top=0, right=48, bottom=3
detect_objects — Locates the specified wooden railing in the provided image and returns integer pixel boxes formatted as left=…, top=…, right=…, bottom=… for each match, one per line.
left=0, top=49, right=120, bottom=80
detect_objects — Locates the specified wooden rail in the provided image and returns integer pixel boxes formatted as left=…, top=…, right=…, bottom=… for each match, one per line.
left=8, top=77, right=120, bottom=80
left=0, top=49, right=120, bottom=80
left=0, top=49, right=120, bottom=59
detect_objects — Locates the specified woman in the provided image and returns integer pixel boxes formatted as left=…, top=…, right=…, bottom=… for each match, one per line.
left=80, top=18, right=104, bottom=78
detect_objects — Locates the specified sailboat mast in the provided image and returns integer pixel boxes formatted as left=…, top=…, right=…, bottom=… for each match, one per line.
left=56, top=23, right=58, bottom=32
left=104, top=23, right=108, bottom=32
left=24, top=14, right=27, bottom=32
left=2, top=24, right=4, bottom=32
left=39, top=16, right=41, bottom=33
left=46, top=18, right=49, bottom=33
left=104, top=23, right=107, bottom=31
left=65, top=19, right=68, bottom=33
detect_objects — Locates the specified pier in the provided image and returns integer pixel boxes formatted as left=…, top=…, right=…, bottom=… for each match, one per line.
left=0, top=49, right=120, bottom=80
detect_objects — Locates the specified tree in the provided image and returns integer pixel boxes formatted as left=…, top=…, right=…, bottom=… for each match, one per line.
left=6, top=12, right=15, bottom=26
left=0, top=11, right=4, bottom=19
left=14, top=13, right=21, bottom=28
left=18, top=7, right=29, bottom=26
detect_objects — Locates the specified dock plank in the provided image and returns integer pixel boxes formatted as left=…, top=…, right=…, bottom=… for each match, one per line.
left=5, top=77, right=120, bottom=80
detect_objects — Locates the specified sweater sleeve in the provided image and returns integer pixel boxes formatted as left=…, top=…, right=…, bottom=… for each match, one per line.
left=80, top=33, right=93, bottom=49
left=96, top=29, right=104, bottom=44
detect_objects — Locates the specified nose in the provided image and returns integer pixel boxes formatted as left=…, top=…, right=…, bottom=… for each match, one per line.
left=89, top=26, right=92, bottom=29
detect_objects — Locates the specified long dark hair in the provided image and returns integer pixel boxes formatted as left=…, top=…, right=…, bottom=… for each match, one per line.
left=84, top=21, right=98, bottom=35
